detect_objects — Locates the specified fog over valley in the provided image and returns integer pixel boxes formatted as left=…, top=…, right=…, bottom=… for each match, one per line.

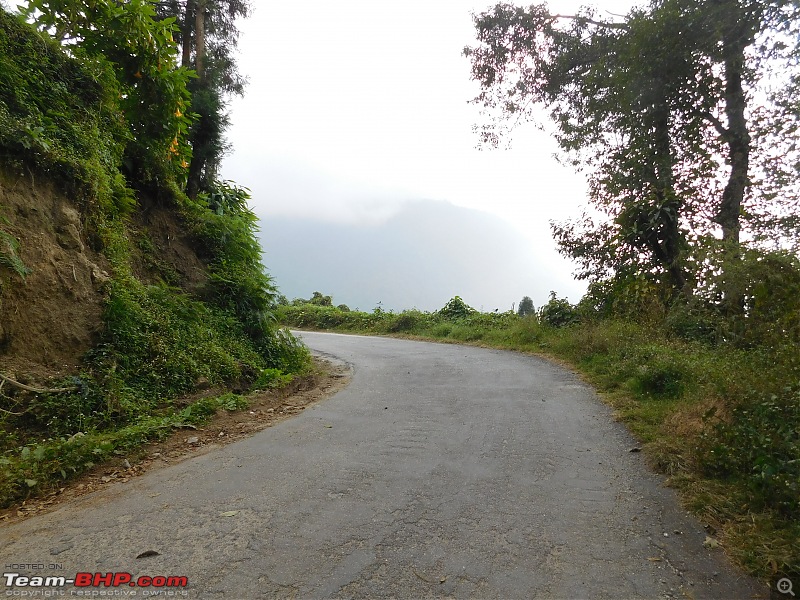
left=257, top=200, right=586, bottom=313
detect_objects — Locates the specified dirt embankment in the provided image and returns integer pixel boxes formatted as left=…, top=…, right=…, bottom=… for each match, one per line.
left=0, top=169, right=205, bottom=381
left=0, top=170, right=108, bottom=377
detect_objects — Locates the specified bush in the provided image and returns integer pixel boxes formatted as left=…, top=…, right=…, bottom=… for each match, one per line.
left=665, top=300, right=723, bottom=344
left=387, top=311, right=429, bottom=333
left=539, top=291, right=579, bottom=327
left=699, top=387, right=800, bottom=517
left=438, top=296, right=477, bottom=321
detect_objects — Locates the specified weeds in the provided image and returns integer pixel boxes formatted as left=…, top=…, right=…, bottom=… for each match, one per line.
left=0, top=391, right=250, bottom=505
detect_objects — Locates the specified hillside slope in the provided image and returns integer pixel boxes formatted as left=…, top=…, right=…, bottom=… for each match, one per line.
left=0, top=8, right=308, bottom=506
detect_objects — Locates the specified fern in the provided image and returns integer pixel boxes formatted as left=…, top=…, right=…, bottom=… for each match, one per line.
left=0, top=227, right=30, bottom=279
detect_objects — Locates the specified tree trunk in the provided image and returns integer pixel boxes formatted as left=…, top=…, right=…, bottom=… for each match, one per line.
left=194, top=0, right=206, bottom=82
left=654, top=108, right=689, bottom=296
left=712, top=1, right=755, bottom=315
left=715, top=38, right=749, bottom=246
left=186, top=0, right=207, bottom=198
left=181, top=0, right=194, bottom=69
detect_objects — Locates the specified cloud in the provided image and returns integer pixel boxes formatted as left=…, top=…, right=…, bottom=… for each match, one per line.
left=258, top=199, right=587, bottom=312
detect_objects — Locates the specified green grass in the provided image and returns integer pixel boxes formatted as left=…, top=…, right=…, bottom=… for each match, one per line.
left=0, top=392, right=249, bottom=504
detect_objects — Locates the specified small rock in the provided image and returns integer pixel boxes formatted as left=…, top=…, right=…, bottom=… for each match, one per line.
left=663, top=532, right=669, bottom=537
left=218, top=431, right=225, bottom=437
left=123, top=459, right=132, bottom=469
left=90, top=267, right=110, bottom=284
left=100, top=476, right=112, bottom=483
left=186, top=437, right=199, bottom=444
left=703, top=536, right=720, bottom=549
left=266, top=408, right=275, bottom=413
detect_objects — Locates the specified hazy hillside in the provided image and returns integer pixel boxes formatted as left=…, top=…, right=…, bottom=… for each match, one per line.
left=258, top=199, right=580, bottom=312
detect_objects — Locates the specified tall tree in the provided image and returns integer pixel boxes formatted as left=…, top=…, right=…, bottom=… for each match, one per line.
left=517, top=296, right=535, bottom=316
left=464, top=1, right=800, bottom=304
left=157, top=0, right=250, bottom=197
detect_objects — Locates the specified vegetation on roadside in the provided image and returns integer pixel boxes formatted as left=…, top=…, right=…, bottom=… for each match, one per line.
left=455, top=0, right=800, bottom=585
left=280, top=289, right=799, bottom=581
left=0, top=4, right=310, bottom=507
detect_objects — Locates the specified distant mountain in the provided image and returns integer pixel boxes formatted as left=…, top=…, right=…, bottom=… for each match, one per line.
left=257, top=200, right=583, bottom=312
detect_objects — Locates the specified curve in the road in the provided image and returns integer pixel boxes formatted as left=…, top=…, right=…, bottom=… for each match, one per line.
left=0, top=332, right=764, bottom=599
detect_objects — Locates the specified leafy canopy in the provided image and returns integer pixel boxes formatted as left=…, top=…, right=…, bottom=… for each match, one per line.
left=464, top=0, right=800, bottom=303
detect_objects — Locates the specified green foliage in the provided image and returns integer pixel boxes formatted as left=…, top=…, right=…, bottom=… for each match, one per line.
left=185, top=84, right=227, bottom=195
left=538, top=292, right=579, bottom=328
left=437, top=296, right=477, bottom=321
left=0, top=390, right=248, bottom=506
left=0, top=220, right=30, bottom=280
left=184, top=181, right=284, bottom=350
left=308, top=291, right=333, bottom=306
left=387, top=312, right=425, bottom=333
left=252, top=368, right=293, bottom=390
left=0, top=9, right=132, bottom=216
left=91, top=279, right=264, bottom=408
left=19, top=0, right=194, bottom=188
left=627, top=347, right=686, bottom=399
left=699, top=388, right=800, bottom=517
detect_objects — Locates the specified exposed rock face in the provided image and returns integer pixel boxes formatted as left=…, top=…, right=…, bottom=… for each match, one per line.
left=0, top=170, right=108, bottom=374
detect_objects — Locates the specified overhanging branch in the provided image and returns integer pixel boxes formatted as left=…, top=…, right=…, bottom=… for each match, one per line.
left=550, top=14, right=629, bottom=30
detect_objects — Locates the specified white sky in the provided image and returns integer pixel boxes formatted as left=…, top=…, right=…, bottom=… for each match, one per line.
left=222, top=0, right=640, bottom=303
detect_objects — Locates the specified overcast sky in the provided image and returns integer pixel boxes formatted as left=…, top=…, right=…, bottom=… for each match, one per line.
left=221, top=0, right=641, bottom=308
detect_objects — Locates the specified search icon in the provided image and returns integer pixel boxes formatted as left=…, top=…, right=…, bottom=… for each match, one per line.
left=777, top=578, right=795, bottom=597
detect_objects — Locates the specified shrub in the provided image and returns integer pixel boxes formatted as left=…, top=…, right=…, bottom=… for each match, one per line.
left=539, top=291, right=579, bottom=327
left=698, top=387, right=800, bottom=517
left=438, top=296, right=477, bottom=321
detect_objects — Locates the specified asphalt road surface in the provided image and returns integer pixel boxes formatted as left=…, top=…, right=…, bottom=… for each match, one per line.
left=1, top=332, right=765, bottom=599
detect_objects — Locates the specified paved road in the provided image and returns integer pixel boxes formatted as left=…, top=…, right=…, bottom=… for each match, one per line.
left=1, top=333, right=764, bottom=599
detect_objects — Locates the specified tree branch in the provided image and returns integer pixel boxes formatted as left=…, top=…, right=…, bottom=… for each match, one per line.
left=550, top=14, right=629, bottom=30
left=702, top=111, right=729, bottom=137
left=0, top=373, right=78, bottom=394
